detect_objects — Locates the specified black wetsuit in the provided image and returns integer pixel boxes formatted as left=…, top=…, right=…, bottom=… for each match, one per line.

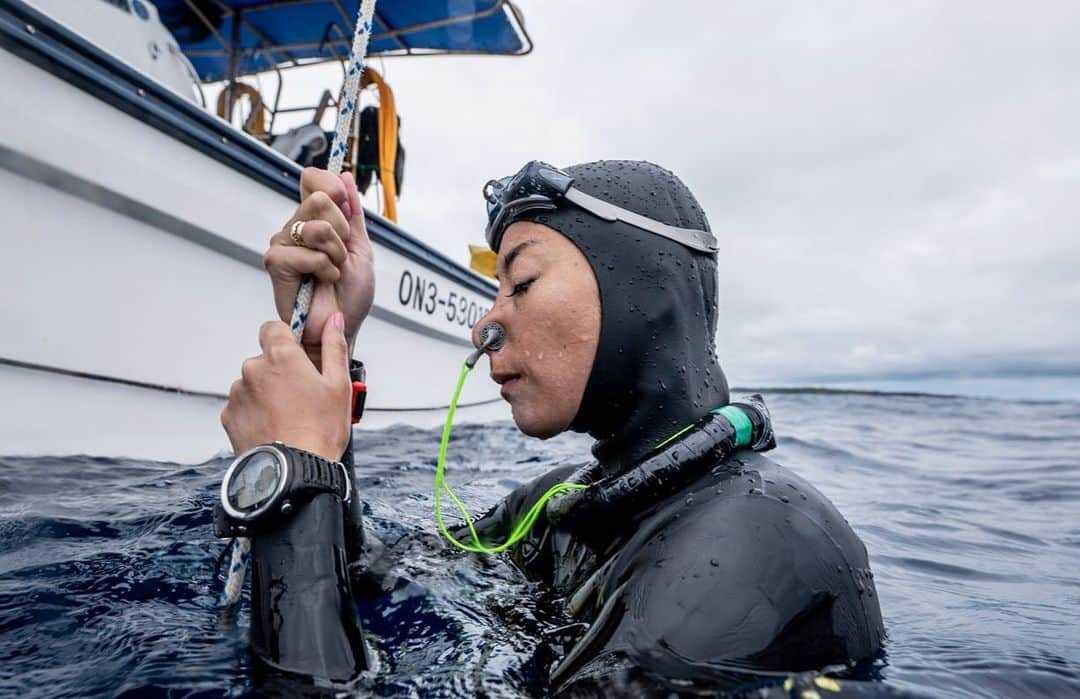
left=471, top=160, right=883, bottom=692
left=241, top=160, right=885, bottom=694
left=470, top=448, right=884, bottom=693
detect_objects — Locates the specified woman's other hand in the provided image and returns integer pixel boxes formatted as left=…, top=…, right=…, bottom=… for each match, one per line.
left=221, top=313, right=351, bottom=460
left=264, top=168, right=375, bottom=368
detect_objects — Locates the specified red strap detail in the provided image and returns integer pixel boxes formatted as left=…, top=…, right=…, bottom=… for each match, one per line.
left=351, top=381, right=367, bottom=424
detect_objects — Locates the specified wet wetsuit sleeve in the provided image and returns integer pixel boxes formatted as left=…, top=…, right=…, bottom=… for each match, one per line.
left=244, top=435, right=369, bottom=681
left=556, top=493, right=880, bottom=687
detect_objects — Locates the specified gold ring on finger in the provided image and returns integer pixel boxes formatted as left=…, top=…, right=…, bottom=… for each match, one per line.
left=290, top=220, right=308, bottom=247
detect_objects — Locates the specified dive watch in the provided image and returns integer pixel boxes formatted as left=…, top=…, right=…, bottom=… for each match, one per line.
left=214, top=442, right=351, bottom=537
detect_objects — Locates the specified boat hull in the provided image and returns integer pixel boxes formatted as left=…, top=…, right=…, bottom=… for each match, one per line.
left=0, top=2, right=507, bottom=462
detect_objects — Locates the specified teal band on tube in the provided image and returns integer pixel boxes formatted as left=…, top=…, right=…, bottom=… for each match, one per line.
left=713, top=405, right=753, bottom=447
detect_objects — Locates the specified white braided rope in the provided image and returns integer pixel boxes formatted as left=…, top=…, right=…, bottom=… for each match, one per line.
left=223, top=536, right=250, bottom=604
left=326, top=0, right=377, bottom=177
left=289, top=0, right=377, bottom=343
left=223, top=0, right=378, bottom=608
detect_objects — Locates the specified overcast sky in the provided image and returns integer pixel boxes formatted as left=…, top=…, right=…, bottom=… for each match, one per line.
left=285, top=0, right=1079, bottom=385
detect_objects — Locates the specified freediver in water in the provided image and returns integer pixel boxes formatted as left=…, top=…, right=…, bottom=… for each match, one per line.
left=217, top=160, right=886, bottom=695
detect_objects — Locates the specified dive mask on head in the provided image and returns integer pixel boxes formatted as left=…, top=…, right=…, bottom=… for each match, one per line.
left=483, top=160, right=719, bottom=254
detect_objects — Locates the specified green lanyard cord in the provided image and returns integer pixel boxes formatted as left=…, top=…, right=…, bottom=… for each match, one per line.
left=435, top=362, right=587, bottom=554
left=434, top=362, right=754, bottom=554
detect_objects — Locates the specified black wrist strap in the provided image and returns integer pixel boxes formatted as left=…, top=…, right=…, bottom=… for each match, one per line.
left=292, top=448, right=350, bottom=502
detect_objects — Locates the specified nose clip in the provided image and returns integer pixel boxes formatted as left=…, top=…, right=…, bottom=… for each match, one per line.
left=465, top=322, right=506, bottom=369
left=479, top=322, right=506, bottom=351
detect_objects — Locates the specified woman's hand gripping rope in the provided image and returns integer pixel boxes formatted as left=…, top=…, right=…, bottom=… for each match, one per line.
left=266, top=169, right=374, bottom=366
left=220, top=0, right=379, bottom=608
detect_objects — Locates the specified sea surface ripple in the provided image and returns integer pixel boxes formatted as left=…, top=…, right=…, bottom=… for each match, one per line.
left=1, top=390, right=1078, bottom=697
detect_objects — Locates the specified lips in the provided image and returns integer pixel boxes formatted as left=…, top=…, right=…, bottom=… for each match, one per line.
left=491, top=371, right=522, bottom=398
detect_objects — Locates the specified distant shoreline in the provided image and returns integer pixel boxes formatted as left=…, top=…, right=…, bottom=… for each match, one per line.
left=736, top=376, right=1080, bottom=404
left=734, top=385, right=965, bottom=399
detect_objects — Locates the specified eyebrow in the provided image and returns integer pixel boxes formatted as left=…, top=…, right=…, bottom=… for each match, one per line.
left=496, top=239, right=539, bottom=280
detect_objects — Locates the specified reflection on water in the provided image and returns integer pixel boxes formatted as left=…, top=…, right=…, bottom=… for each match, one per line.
left=1, top=390, right=1078, bottom=696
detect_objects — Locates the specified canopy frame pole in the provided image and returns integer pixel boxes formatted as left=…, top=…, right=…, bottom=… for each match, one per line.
left=372, top=8, right=408, bottom=52
left=267, top=61, right=285, bottom=134
left=207, top=0, right=302, bottom=69
left=322, top=21, right=351, bottom=82
left=180, top=0, right=230, bottom=51
left=327, top=0, right=355, bottom=33
left=226, top=8, right=240, bottom=121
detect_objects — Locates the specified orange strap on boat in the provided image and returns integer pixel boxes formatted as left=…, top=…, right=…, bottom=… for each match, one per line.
left=215, top=82, right=266, bottom=135
left=360, top=67, right=399, bottom=221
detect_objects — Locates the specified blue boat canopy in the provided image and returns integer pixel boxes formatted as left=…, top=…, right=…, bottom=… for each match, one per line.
left=149, top=0, right=531, bottom=82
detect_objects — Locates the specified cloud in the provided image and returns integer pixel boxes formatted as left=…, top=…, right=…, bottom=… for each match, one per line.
left=292, top=0, right=1080, bottom=384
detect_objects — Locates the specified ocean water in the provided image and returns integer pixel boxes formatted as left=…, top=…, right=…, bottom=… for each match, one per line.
left=1, top=390, right=1078, bottom=697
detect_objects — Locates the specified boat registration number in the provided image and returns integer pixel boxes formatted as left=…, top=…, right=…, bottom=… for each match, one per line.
left=397, top=269, right=491, bottom=329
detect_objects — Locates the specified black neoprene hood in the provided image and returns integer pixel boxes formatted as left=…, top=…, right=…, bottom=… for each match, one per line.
left=518, top=160, right=730, bottom=474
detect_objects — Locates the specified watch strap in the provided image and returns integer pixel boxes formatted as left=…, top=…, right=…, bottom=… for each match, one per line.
left=213, top=501, right=240, bottom=538
left=290, top=447, right=350, bottom=502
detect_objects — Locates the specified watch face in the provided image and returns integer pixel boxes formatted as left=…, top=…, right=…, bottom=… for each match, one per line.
left=227, top=450, right=282, bottom=514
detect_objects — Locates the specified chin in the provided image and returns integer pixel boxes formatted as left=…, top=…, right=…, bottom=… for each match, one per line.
left=511, top=403, right=567, bottom=440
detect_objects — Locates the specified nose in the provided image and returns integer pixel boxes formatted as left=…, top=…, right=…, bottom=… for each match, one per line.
left=472, top=304, right=505, bottom=349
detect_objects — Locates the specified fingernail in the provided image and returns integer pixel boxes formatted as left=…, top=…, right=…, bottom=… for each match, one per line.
left=341, top=200, right=353, bottom=220
left=334, top=312, right=345, bottom=333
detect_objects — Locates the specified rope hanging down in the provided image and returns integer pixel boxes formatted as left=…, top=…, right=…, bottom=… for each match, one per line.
left=222, top=0, right=379, bottom=608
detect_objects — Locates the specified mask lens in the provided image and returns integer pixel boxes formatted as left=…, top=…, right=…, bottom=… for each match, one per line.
left=482, top=162, right=568, bottom=251
left=484, top=175, right=513, bottom=217
left=485, top=196, right=557, bottom=251
left=227, top=450, right=282, bottom=512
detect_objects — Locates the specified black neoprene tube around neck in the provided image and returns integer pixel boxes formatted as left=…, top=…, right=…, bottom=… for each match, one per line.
left=549, top=396, right=776, bottom=546
left=247, top=443, right=368, bottom=684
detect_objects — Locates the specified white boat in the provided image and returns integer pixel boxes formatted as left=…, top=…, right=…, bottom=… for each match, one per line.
left=0, top=0, right=525, bottom=462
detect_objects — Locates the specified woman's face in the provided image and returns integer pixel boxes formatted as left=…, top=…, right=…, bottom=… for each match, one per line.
left=472, top=221, right=601, bottom=438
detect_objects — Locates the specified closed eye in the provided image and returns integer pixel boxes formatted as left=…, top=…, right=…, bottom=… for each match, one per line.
left=507, top=277, right=536, bottom=297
